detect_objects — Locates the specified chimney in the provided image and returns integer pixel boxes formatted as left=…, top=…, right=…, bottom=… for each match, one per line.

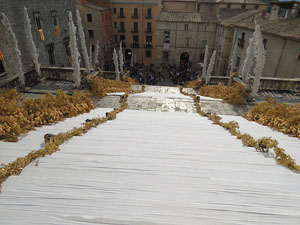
left=268, top=5, right=280, bottom=20
left=81, top=0, right=86, bottom=5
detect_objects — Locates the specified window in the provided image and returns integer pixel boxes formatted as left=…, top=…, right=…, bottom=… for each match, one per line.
left=146, top=22, right=152, bottom=33
left=51, top=10, right=58, bottom=26
left=113, top=8, right=116, bottom=14
left=133, top=22, right=138, bottom=32
left=227, top=4, right=231, bottom=9
left=297, top=50, right=300, bottom=59
left=133, top=35, right=139, bottom=43
left=197, top=3, right=200, bottom=12
left=120, top=22, right=125, bottom=32
left=241, top=4, right=246, bottom=10
left=114, top=22, right=117, bottom=28
left=199, top=53, right=205, bottom=62
left=114, top=35, right=118, bottom=43
left=146, top=8, right=152, bottom=19
left=238, top=32, right=245, bottom=48
left=201, top=40, right=207, bottom=48
left=33, top=12, right=42, bottom=30
left=91, top=45, right=95, bottom=52
left=254, top=5, right=259, bottom=10
left=46, top=43, right=55, bottom=66
left=133, top=8, right=138, bottom=18
left=164, top=30, right=170, bottom=43
left=263, top=39, right=267, bottom=50
left=146, top=36, right=152, bottom=46
left=88, top=30, right=94, bottom=38
left=184, top=24, right=189, bottom=31
left=163, top=51, right=169, bottom=59
left=87, top=13, right=93, bottom=22
left=236, top=57, right=241, bottom=67
left=120, top=35, right=125, bottom=43
left=119, top=8, right=124, bottom=18
left=204, top=24, right=209, bottom=31
left=145, top=50, right=152, bottom=58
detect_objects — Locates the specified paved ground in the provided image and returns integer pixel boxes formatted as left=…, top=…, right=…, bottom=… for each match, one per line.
left=94, top=85, right=251, bottom=116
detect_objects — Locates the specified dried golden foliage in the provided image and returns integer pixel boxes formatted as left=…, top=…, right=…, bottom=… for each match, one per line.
left=89, top=76, right=137, bottom=98
left=184, top=80, right=204, bottom=89
left=198, top=83, right=248, bottom=104
left=244, top=97, right=300, bottom=139
left=179, top=86, right=300, bottom=173
left=0, top=87, right=145, bottom=190
left=0, top=89, right=94, bottom=142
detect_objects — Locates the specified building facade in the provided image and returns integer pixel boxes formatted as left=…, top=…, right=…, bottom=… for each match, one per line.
left=77, top=0, right=113, bottom=70
left=111, top=0, right=162, bottom=66
left=231, top=16, right=300, bottom=78
left=0, top=0, right=77, bottom=85
left=156, top=12, right=217, bottom=68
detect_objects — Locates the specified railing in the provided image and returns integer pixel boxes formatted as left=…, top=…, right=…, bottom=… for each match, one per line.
left=145, top=14, right=152, bottom=19
left=131, top=28, right=139, bottom=33
left=131, top=43, right=140, bottom=48
left=144, top=43, right=153, bottom=48
left=118, top=13, right=125, bottom=18
left=209, top=76, right=300, bottom=92
left=145, top=28, right=152, bottom=34
left=132, top=13, right=139, bottom=18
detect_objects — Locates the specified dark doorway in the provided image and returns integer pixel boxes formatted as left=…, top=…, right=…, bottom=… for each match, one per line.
left=125, top=49, right=132, bottom=67
left=0, top=60, right=5, bottom=74
left=46, top=43, right=56, bottom=66
left=180, top=52, right=189, bottom=66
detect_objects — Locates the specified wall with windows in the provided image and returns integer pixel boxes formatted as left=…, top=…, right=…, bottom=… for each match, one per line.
left=156, top=18, right=216, bottom=69
left=0, top=0, right=77, bottom=77
left=231, top=27, right=300, bottom=78
left=111, top=0, right=161, bottom=65
left=77, top=2, right=113, bottom=70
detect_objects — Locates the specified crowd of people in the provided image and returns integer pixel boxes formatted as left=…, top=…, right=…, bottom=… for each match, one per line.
left=126, top=62, right=199, bottom=86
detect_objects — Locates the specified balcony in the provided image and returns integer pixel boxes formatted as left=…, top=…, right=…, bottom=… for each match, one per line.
left=131, top=43, right=140, bottom=48
left=132, top=13, right=139, bottom=19
left=118, top=13, right=125, bottom=18
left=118, top=28, right=126, bottom=33
left=116, top=42, right=126, bottom=48
left=145, top=14, right=152, bottom=19
left=237, top=38, right=245, bottom=48
left=145, top=28, right=152, bottom=34
left=144, top=43, right=153, bottom=48
left=131, top=28, right=139, bottom=33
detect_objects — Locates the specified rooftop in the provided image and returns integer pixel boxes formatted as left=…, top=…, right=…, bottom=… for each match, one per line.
left=235, top=16, right=300, bottom=41
left=219, top=9, right=261, bottom=26
left=158, top=11, right=218, bottom=22
left=197, top=0, right=268, bottom=4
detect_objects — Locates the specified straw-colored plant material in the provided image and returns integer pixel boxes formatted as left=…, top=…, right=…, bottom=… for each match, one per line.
left=89, top=77, right=135, bottom=98
left=0, top=87, right=145, bottom=190
left=184, top=80, right=204, bottom=89
left=198, top=82, right=248, bottom=104
left=179, top=86, right=300, bottom=173
left=0, top=88, right=94, bottom=142
left=244, top=97, right=300, bottom=139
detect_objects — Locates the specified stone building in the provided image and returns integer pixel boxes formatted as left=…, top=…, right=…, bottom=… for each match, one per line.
left=156, top=12, right=217, bottom=68
left=111, top=0, right=162, bottom=66
left=0, top=0, right=77, bottom=86
left=230, top=14, right=300, bottom=78
left=163, top=0, right=197, bottom=12
left=214, top=10, right=261, bottom=76
left=77, top=0, right=113, bottom=70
